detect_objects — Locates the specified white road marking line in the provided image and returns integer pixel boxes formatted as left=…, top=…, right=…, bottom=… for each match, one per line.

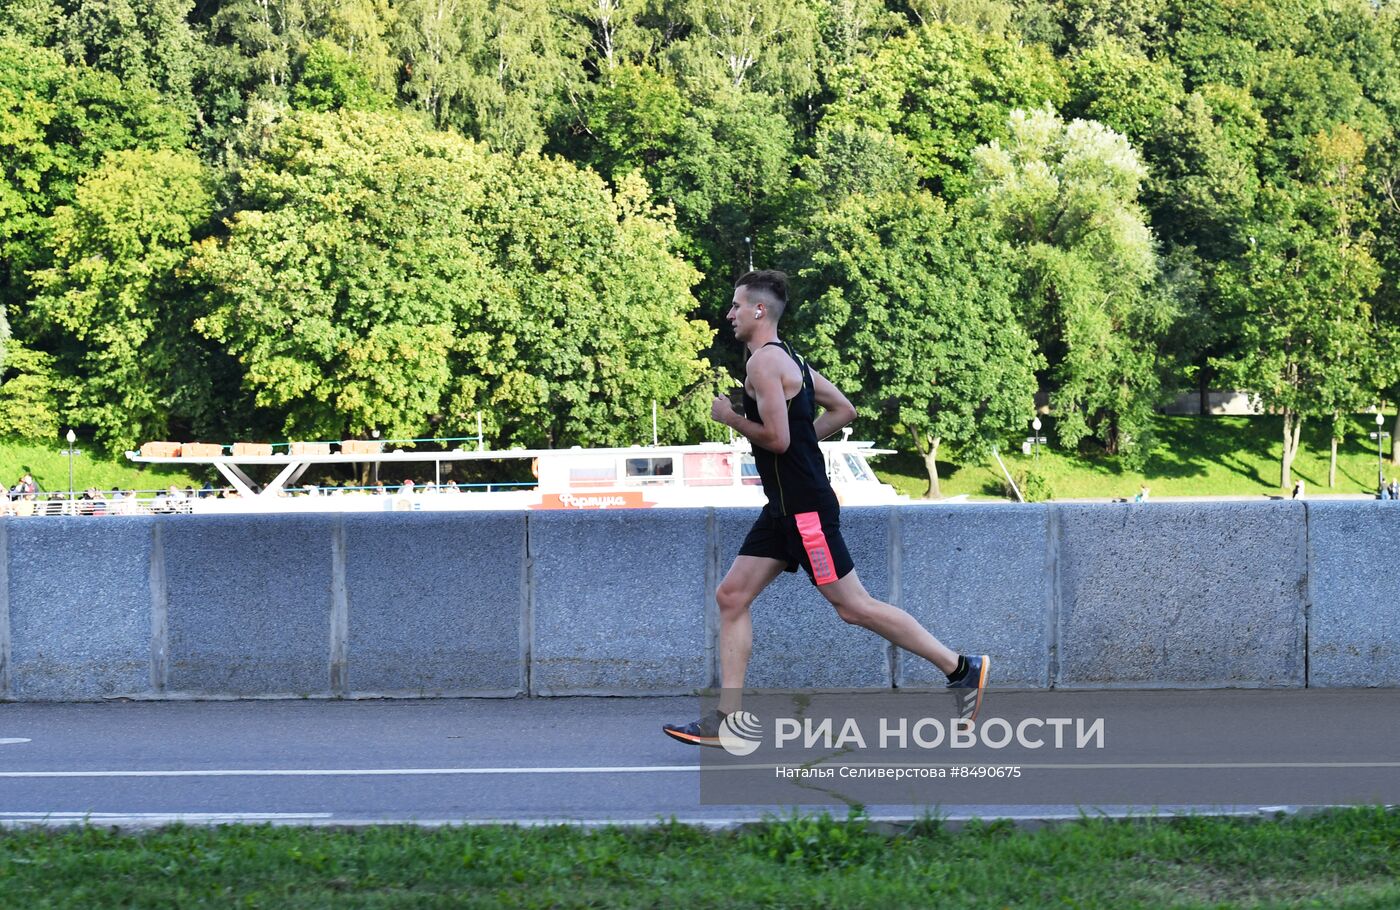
left=0, top=766, right=703, bottom=778
left=0, top=761, right=1396, bottom=780
left=837, top=762, right=1400, bottom=770
left=0, top=739, right=31, bottom=745
left=0, top=812, right=331, bottom=820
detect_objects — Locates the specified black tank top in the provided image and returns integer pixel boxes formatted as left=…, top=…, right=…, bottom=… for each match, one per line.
left=742, top=341, right=837, bottom=516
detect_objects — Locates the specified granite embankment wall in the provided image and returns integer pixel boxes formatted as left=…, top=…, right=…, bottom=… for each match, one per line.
left=0, top=502, right=1395, bottom=700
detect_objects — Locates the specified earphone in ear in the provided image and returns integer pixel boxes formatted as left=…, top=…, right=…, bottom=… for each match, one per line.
left=755, top=310, right=763, bottom=319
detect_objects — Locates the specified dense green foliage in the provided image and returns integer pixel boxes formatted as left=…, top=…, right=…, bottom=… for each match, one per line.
left=3, top=0, right=1400, bottom=492
left=971, top=106, right=1176, bottom=466
left=189, top=108, right=713, bottom=448
left=789, top=189, right=1040, bottom=497
left=30, top=147, right=218, bottom=453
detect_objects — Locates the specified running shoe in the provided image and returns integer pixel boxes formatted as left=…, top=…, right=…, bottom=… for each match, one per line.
left=947, top=654, right=990, bottom=723
left=662, top=710, right=727, bottom=748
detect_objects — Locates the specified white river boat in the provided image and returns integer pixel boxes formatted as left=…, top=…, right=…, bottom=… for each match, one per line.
left=123, top=436, right=911, bottom=513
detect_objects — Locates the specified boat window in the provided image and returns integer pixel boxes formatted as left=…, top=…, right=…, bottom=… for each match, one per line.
left=625, top=457, right=673, bottom=479
left=569, top=464, right=616, bottom=486
left=683, top=453, right=733, bottom=486
left=843, top=454, right=873, bottom=482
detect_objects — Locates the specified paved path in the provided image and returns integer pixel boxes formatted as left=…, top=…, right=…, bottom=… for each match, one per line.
left=0, top=694, right=1395, bottom=827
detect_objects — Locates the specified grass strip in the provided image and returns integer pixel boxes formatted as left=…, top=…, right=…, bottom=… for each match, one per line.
left=1, top=807, right=1397, bottom=908
left=880, top=414, right=1400, bottom=500
left=0, top=438, right=203, bottom=496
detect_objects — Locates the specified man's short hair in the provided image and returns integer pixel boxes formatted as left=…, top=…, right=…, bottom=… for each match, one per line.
left=735, top=270, right=789, bottom=318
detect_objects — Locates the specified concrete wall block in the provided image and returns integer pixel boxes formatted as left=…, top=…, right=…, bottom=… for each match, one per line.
left=1056, top=502, right=1306, bottom=687
left=897, top=505, right=1051, bottom=689
left=163, top=515, right=333, bottom=696
left=15, top=499, right=1400, bottom=701
left=344, top=511, right=525, bottom=695
left=715, top=506, right=892, bottom=689
left=5, top=517, right=154, bottom=699
left=529, top=509, right=710, bottom=695
left=1305, top=502, right=1400, bottom=686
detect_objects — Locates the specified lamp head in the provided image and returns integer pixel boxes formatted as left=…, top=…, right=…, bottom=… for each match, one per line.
left=66, top=429, right=76, bottom=444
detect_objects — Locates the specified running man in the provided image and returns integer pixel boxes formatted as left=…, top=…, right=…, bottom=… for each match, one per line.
left=663, top=270, right=989, bottom=748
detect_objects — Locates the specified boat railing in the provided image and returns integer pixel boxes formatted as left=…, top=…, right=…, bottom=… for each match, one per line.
left=1, top=481, right=543, bottom=517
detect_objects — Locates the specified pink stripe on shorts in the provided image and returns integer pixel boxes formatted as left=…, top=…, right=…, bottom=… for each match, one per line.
left=794, top=511, right=838, bottom=585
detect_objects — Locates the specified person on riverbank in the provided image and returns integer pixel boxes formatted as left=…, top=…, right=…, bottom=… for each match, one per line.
left=663, top=271, right=989, bottom=748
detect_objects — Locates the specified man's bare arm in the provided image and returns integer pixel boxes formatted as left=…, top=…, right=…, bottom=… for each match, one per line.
left=810, top=368, right=857, bottom=440
left=710, top=349, right=792, bottom=453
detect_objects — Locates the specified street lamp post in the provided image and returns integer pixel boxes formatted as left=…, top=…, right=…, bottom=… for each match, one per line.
left=66, top=428, right=76, bottom=506
left=371, top=429, right=380, bottom=486
left=1031, top=417, right=1044, bottom=462
left=744, top=236, right=753, bottom=272
left=1376, top=412, right=1387, bottom=492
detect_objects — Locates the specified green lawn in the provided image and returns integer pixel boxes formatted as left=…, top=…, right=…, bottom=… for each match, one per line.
left=1, top=809, right=1397, bottom=908
left=877, top=414, right=1400, bottom=501
left=0, top=438, right=206, bottom=496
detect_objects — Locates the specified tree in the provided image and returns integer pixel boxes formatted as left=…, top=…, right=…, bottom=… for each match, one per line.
left=814, top=0, right=905, bottom=69
left=1065, top=41, right=1268, bottom=413
left=192, top=0, right=397, bottom=148
left=1066, top=38, right=1183, bottom=148
left=1, top=0, right=201, bottom=122
left=1162, top=0, right=1301, bottom=91
left=306, top=0, right=398, bottom=91
left=1371, top=132, right=1400, bottom=464
left=1215, top=129, right=1381, bottom=490
left=561, top=71, right=795, bottom=371
left=1017, top=0, right=1166, bottom=54
left=0, top=339, right=65, bottom=442
left=0, top=0, right=63, bottom=44
left=787, top=190, right=1040, bottom=498
left=57, top=0, right=200, bottom=119
left=576, top=0, right=650, bottom=77
left=564, top=63, right=687, bottom=176
left=291, top=37, right=390, bottom=111
left=970, top=106, right=1176, bottom=463
left=200, top=0, right=314, bottom=97
left=1309, top=124, right=1386, bottom=487
left=664, top=0, right=821, bottom=101
left=392, top=0, right=586, bottom=153
left=824, top=22, right=1065, bottom=199
left=1318, top=0, right=1400, bottom=465
left=26, top=148, right=220, bottom=453
left=389, top=0, right=476, bottom=126
left=798, top=120, right=921, bottom=203
left=189, top=109, right=715, bottom=448
left=0, top=38, right=187, bottom=322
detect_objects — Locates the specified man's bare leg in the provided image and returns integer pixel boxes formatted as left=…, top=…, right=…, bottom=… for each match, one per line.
left=662, top=555, right=785, bottom=745
left=815, top=569, right=959, bottom=674
left=716, top=555, right=785, bottom=714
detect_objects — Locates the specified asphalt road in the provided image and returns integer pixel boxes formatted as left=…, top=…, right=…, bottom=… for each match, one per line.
left=0, top=693, right=1396, bottom=828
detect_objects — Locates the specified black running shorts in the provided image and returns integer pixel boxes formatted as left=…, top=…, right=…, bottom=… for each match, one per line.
left=738, top=503, right=854, bottom=586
